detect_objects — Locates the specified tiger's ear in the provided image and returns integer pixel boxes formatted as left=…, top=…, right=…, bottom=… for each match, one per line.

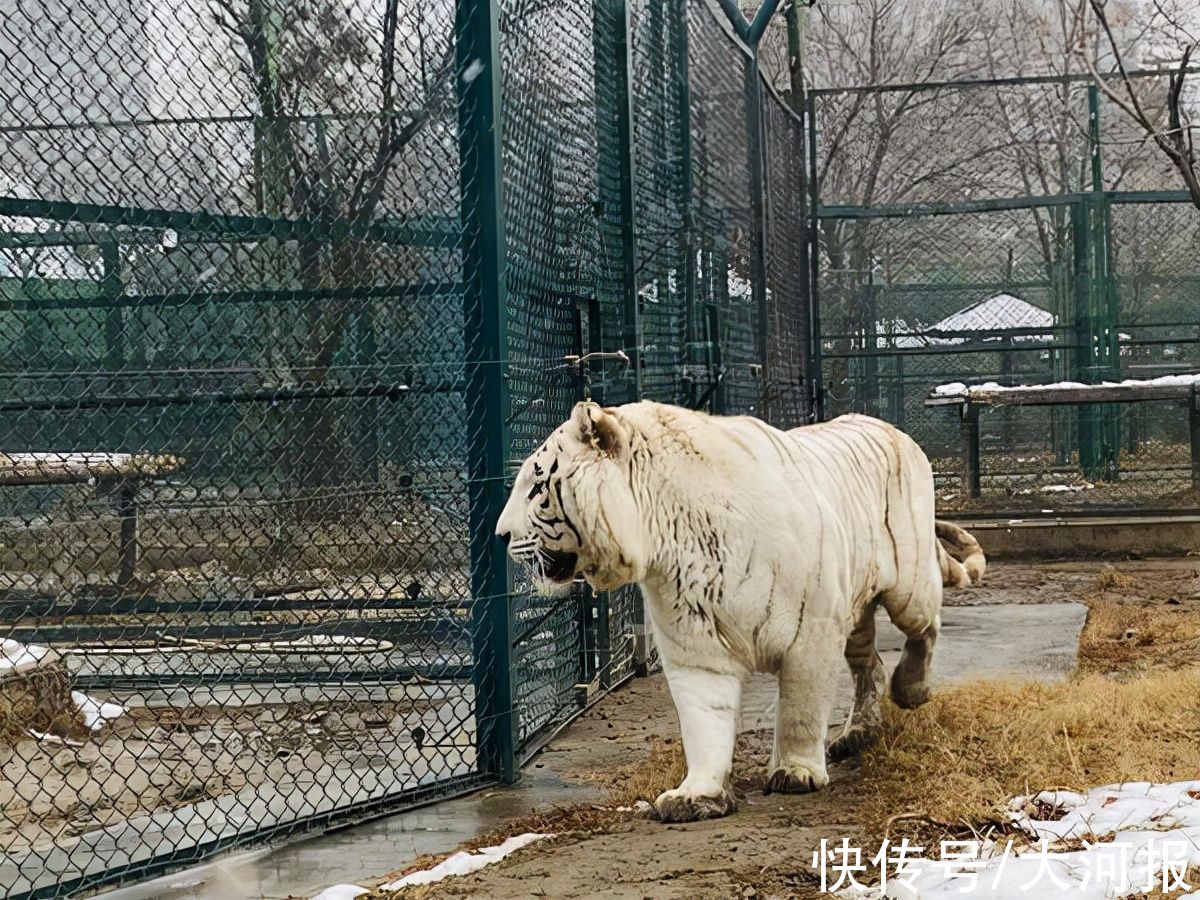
left=568, top=401, right=626, bottom=457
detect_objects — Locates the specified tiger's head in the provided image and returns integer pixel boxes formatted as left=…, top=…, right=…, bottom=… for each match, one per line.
left=496, top=401, right=647, bottom=594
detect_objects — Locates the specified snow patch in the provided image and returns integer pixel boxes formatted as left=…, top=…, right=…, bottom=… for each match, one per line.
left=838, top=781, right=1200, bottom=899
left=1040, top=483, right=1094, bottom=494
left=71, top=691, right=126, bottom=730
left=462, top=59, right=484, bottom=84
left=934, top=372, right=1200, bottom=399
left=381, top=833, right=551, bottom=889
left=311, top=833, right=553, bottom=899
left=1, top=638, right=50, bottom=674
left=309, top=886, right=368, bottom=900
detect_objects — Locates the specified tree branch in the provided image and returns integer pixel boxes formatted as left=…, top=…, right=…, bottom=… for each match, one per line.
left=1082, top=0, right=1200, bottom=208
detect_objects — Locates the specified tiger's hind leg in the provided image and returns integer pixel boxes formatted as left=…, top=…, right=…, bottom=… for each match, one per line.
left=882, top=559, right=943, bottom=710
left=827, top=604, right=887, bottom=761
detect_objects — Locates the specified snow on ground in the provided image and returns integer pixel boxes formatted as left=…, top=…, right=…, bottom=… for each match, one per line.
left=1, top=638, right=50, bottom=673
left=71, top=691, right=126, bottom=731
left=309, top=833, right=552, bottom=900
left=308, top=886, right=369, bottom=900
left=934, top=372, right=1200, bottom=398
left=838, top=781, right=1200, bottom=899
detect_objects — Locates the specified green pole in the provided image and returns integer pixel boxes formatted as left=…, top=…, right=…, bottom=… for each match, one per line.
left=784, top=0, right=806, bottom=108
left=593, top=0, right=642, bottom=400
left=1073, top=197, right=1100, bottom=478
left=672, top=0, right=697, bottom=408
left=1086, top=82, right=1120, bottom=479
left=806, top=90, right=824, bottom=420
left=1091, top=83, right=1120, bottom=476
left=457, top=0, right=516, bottom=784
left=745, top=49, right=772, bottom=420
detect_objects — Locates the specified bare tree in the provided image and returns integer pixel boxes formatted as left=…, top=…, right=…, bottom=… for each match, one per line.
left=803, top=0, right=1004, bottom=348
left=1073, top=0, right=1200, bottom=208
left=205, top=0, right=459, bottom=499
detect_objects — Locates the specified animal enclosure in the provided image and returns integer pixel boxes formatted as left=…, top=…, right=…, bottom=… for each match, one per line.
left=810, top=73, right=1200, bottom=513
left=2, top=1, right=1200, bottom=898
left=0, top=0, right=808, bottom=896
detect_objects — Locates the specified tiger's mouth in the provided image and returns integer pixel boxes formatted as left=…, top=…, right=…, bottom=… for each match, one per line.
left=540, top=549, right=578, bottom=583
left=507, top=538, right=579, bottom=585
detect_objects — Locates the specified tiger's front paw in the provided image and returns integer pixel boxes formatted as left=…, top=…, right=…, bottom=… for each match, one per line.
left=763, top=761, right=828, bottom=795
left=653, top=786, right=738, bottom=823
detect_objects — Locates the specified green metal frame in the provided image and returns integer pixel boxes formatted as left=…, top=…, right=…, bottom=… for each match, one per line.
left=808, top=72, right=1200, bottom=508
left=457, top=0, right=517, bottom=784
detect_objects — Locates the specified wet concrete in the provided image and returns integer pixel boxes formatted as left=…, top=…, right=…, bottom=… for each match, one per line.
left=742, top=602, right=1085, bottom=731
left=96, top=768, right=597, bottom=900
left=97, top=602, right=1086, bottom=900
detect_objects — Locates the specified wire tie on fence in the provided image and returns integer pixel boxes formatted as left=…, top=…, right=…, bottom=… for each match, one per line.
left=560, top=349, right=631, bottom=370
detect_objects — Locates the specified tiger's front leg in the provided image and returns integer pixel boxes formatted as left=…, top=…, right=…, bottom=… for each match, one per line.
left=653, top=660, right=743, bottom=823
left=765, top=619, right=843, bottom=794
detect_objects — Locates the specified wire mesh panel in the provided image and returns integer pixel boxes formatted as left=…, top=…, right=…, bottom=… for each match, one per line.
left=812, top=74, right=1200, bottom=514
left=496, top=0, right=613, bottom=754
left=687, top=0, right=760, bottom=417
left=630, top=0, right=691, bottom=408
left=0, top=0, right=814, bottom=895
left=761, top=81, right=809, bottom=429
left=0, top=1, right=491, bottom=896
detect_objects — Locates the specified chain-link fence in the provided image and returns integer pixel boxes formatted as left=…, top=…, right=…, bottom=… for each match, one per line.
left=810, top=73, right=1200, bottom=514
left=0, top=0, right=809, bottom=896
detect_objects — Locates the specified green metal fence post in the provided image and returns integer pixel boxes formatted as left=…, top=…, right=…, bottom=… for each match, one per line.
left=784, top=0, right=806, bottom=107
left=805, top=90, right=824, bottom=421
left=744, top=51, right=771, bottom=419
left=1089, top=81, right=1120, bottom=479
left=672, top=0, right=698, bottom=407
left=1072, top=196, right=1100, bottom=479
left=101, top=241, right=123, bottom=369
left=457, top=0, right=517, bottom=784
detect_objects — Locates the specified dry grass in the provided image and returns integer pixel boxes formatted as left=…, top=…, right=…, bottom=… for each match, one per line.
left=1132, top=865, right=1200, bottom=899
left=853, top=669, right=1200, bottom=846
left=0, top=659, right=87, bottom=745
left=596, top=737, right=686, bottom=807
left=1079, top=602, right=1200, bottom=673
left=378, top=663, right=1200, bottom=895
left=1094, top=564, right=1137, bottom=591
left=1078, top=566, right=1200, bottom=674
left=365, top=567, right=1200, bottom=896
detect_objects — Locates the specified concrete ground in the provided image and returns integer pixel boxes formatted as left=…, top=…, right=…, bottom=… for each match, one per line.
left=89, top=555, right=1178, bottom=900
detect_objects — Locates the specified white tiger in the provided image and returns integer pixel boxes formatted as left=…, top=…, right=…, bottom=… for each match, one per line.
left=495, top=400, right=984, bottom=822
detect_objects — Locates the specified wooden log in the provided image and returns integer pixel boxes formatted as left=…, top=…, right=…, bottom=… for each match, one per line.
left=0, top=452, right=185, bottom=487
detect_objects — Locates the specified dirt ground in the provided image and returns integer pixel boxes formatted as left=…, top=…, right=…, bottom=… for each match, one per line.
left=358, top=557, right=1200, bottom=900
left=0, top=695, right=474, bottom=858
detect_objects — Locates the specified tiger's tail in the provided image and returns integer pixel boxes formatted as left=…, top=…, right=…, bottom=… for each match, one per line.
left=935, top=520, right=986, bottom=588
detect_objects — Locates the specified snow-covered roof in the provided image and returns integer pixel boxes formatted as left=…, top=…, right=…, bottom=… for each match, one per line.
left=873, top=294, right=1058, bottom=350
left=930, top=293, right=1055, bottom=343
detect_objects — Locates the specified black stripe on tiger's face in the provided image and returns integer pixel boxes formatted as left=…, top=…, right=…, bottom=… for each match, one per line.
left=496, top=441, right=584, bottom=587
left=495, top=401, right=645, bottom=594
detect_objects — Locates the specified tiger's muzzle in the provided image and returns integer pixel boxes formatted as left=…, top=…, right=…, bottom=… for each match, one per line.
left=504, top=537, right=579, bottom=585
